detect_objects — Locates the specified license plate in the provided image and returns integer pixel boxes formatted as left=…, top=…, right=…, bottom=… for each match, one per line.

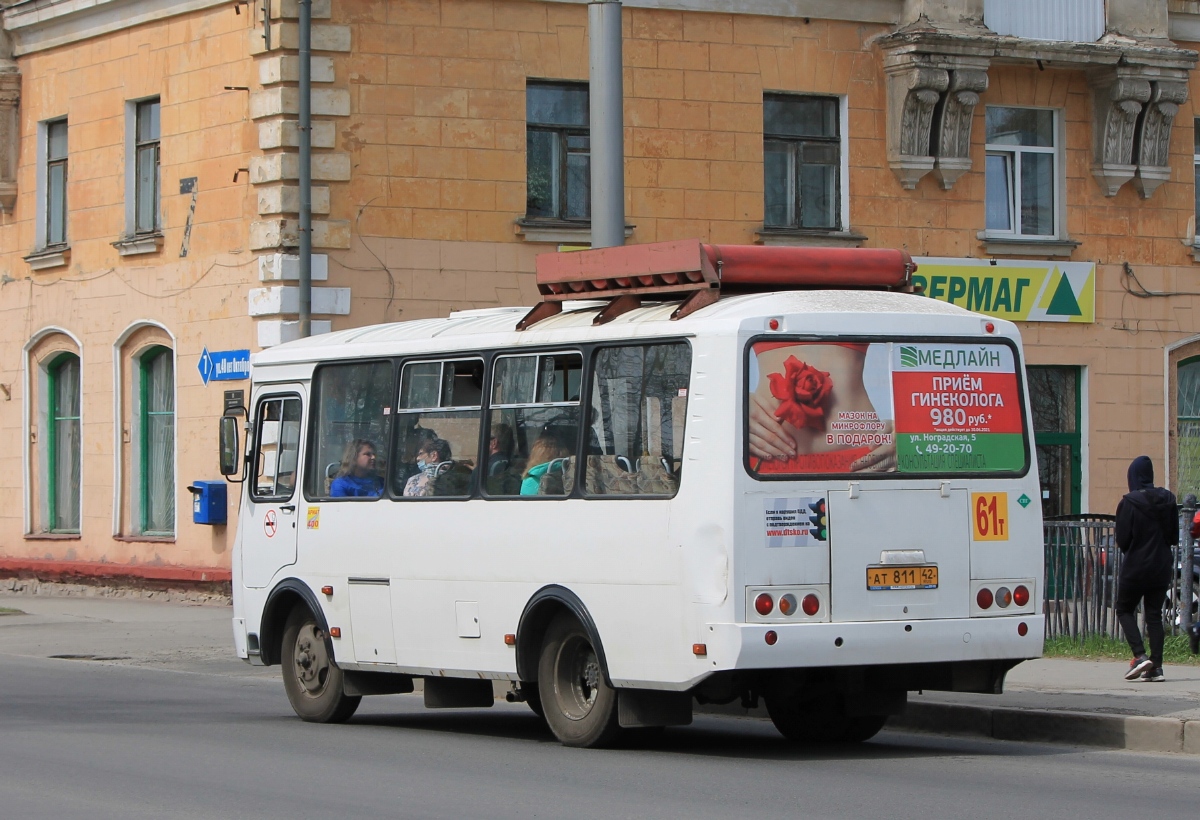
left=867, top=565, right=938, bottom=590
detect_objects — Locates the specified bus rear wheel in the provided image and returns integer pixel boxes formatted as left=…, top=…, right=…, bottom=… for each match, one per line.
left=765, top=692, right=887, bottom=744
left=537, top=614, right=620, bottom=748
left=281, top=607, right=361, bottom=723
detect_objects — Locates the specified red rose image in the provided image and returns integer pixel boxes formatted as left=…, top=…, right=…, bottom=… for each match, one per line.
left=767, top=356, right=833, bottom=431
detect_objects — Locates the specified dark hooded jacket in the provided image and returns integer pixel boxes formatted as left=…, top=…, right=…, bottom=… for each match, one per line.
left=1114, top=456, right=1177, bottom=588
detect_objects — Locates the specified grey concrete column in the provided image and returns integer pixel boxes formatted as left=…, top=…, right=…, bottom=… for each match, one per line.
left=588, top=0, right=624, bottom=249
left=298, top=0, right=313, bottom=336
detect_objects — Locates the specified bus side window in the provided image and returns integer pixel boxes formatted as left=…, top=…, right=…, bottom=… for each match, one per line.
left=486, top=352, right=582, bottom=498
left=585, top=342, right=691, bottom=497
left=306, top=360, right=394, bottom=500
left=251, top=396, right=302, bottom=501
left=391, top=358, right=484, bottom=499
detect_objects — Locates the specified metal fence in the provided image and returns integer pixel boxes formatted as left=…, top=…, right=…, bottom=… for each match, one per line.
left=1042, top=508, right=1198, bottom=642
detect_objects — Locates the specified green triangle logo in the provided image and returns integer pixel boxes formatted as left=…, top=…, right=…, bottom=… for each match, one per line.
left=1045, top=274, right=1082, bottom=317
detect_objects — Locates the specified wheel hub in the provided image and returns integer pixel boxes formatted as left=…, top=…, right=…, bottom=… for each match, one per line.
left=293, top=625, right=328, bottom=694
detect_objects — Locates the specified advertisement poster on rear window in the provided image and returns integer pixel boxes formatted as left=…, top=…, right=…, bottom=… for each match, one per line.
left=747, top=341, right=1026, bottom=477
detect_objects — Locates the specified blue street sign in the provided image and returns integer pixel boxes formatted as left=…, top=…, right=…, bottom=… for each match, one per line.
left=197, top=347, right=250, bottom=386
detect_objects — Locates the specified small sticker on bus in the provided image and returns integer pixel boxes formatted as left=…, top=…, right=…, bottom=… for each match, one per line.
left=307, top=507, right=320, bottom=530
left=764, top=496, right=826, bottom=547
left=678, top=388, right=687, bottom=397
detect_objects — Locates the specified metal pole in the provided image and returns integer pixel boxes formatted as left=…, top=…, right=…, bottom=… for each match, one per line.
left=588, top=0, right=624, bottom=249
left=298, top=0, right=312, bottom=337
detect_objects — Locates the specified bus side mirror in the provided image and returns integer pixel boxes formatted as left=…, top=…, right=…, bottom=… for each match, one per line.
left=219, top=415, right=243, bottom=479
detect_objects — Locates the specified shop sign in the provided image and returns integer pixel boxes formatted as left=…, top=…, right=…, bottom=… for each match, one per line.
left=911, top=257, right=1095, bottom=323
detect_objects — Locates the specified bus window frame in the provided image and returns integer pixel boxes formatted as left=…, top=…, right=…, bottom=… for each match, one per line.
left=741, top=334, right=1031, bottom=481
left=249, top=392, right=304, bottom=504
left=303, top=358, right=397, bottom=503
left=581, top=339, right=693, bottom=501
left=392, top=354, right=489, bottom=501
left=482, top=348, right=586, bottom=501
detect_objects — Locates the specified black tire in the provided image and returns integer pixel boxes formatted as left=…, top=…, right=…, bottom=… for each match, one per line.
left=537, top=614, right=621, bottom=748
left=765, top=692, right=886, bottom=743
left=521, top=682, right=545, bottom=719
left=280, top=607, right=361, bottom=723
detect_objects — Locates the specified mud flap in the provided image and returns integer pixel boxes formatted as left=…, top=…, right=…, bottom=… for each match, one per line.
left=424, top=677, right=494, bottom=708
left=617, top=689, right=693, bottom=728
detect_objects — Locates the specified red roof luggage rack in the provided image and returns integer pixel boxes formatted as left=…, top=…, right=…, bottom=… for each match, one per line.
left=516, top=238, right=917, bottom=330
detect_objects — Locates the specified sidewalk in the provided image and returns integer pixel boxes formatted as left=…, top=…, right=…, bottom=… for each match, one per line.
left=2, top=591, right=1197, bottom=753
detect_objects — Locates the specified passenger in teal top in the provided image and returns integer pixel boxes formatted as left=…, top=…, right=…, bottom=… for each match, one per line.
left=520, top=434, right=569, bottom=495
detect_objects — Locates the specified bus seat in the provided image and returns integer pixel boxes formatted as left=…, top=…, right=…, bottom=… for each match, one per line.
left=635, top=460, right=678, bottom=495
left=585, top=455, right=638, bottom=495
left=324, top=461, right=339, bottom=495
left=537, top=458, right=569, bottom=495
left=616, top=455, right=633, bottom=473
left=561, top=456, right=576, bottom=493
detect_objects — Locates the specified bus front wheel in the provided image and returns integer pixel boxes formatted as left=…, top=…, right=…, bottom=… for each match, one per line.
left=280, top=607, right=361, bottom=723
left=765, top=693, right=887, bottom=744
left=537, top=614, right=620, bottom=748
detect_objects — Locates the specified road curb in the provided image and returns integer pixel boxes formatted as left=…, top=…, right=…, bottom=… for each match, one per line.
left=697, top=700, right=1198, bottom=755
left=892, top=701, right=1198, bottom=754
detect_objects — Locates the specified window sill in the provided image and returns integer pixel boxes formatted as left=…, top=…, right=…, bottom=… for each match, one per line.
left=976, top=234, right=1080, bottom=258
left=113, top=534, right=176, bottom=543
left=756, top=228, right=867, bottom=248
left=514, top=218, right=634, bottom=245
left=24, top=532, right=81, bottom=540
left=113, top=233, right=164, bottom=256
left=24, top=246, right=70, bottom=270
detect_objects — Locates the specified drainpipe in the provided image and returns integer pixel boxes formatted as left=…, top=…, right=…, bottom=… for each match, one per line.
left=588, top=0, right=624, bottom=249
left=298, top=0, right=312, bottom=337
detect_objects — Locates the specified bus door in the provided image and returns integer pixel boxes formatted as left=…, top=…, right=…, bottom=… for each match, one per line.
left=243, top=390, right=305, bottom=588
left=827, top=486, right=970, bottom=622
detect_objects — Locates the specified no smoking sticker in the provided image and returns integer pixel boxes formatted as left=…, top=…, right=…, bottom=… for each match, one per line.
left=264, top=509, right=278, bottom=538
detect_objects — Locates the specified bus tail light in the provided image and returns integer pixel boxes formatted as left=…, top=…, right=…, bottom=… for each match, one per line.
left=764, top=630, right=778, bottom=646
left=1013, top=585, right=1030, bottom=607
left=755, top=593, right=774, bottom=616
left=1017, top=622, right=1029, bottom=636
left=802, top=594, right=820, bottom=616
left=778, top=594, right=796, bottom=616
left=976, top=588, right=993, bottom=609
left=995, top=587, right=1012, bottom=608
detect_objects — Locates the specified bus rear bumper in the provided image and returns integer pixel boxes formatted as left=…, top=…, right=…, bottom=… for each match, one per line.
left=705, top=615, right=1044, bottom=673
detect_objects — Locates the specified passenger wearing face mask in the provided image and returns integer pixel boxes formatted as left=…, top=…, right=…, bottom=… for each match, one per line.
left=403, top=438, right=452, bottom=497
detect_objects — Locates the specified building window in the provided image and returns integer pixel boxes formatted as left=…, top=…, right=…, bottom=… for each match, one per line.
left=984, top=0, right=1103, bottom=43
left=763, top=94, right=841, bottom=231
left=985, top=107, right=1059, bottom=238
left=1193, top=120, right=1199, bottom=244
left=134, top=99, right=160, bottom=235
left=526, top=82, right=590, bottom=221
left=1026, top=365, right=1081, bottom=518
left=47, top=353, right=82, bottom=533
left=1177, top=357, right=1200, bottom=498
left=45, top=119, right=68, bottom=247
left=137, top=346, right=174, bottom=534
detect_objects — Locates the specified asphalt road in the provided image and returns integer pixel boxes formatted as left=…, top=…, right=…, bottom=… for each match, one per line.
left=1, top=596, right=1197, bottom=819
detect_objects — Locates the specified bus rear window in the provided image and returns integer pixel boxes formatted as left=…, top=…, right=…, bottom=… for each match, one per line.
left=746, top=340, right=1027, bottom=478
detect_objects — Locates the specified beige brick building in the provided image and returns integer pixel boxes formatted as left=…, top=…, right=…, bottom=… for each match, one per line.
left=3, top=0, right=1200, bottom=578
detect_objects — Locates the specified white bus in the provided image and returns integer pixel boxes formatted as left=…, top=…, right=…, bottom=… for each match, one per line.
left=222, top=240, right=1043, bottom=748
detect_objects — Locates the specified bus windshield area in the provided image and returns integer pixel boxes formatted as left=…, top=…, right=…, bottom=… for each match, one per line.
left=746, top=340, right=1028, bottom=478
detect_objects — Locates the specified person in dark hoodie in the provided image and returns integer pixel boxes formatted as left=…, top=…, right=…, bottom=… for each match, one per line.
left=1114, top=455, right=1177, bottom=682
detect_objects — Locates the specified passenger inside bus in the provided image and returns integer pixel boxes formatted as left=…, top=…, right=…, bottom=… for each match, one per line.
left=488, top=423, right=514, bottom=477
left=403, top=437, right=454, bottom=497
left=521, top=432, right=570, bottom=495
left=329, top=439, right=384, bottom=497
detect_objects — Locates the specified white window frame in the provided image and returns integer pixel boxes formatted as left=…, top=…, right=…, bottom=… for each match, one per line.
left=984, top=106, right=1063, bottom=241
